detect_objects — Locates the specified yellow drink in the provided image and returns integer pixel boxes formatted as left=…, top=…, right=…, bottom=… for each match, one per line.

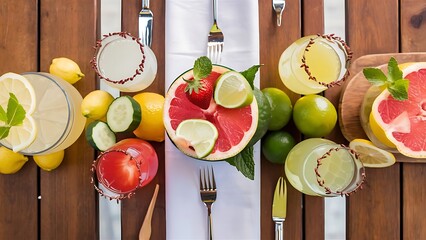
left=9, top=73, right=86, bottom=155
left=278, top=35, right=351, bottom=95
left=285, top=138, right=365, bottom=197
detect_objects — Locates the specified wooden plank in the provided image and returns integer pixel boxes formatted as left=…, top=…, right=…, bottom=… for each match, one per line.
left=0, top=0, right=38, bottom=239
left=38, top=0, right=98, bottom=238
left=400, top=0, right=426, bottom=238
left=121, top=0, right=166, bottom=239
left=302, top=0, right=325, bottom=239
left=345, top=0, right=401, bottom=239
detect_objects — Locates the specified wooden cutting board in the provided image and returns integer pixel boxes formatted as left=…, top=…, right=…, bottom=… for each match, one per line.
left=339, top=52, right=426, bottom=163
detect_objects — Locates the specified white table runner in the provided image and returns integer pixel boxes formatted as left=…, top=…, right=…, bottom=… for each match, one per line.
left=165, top=0, right=261, bottom=239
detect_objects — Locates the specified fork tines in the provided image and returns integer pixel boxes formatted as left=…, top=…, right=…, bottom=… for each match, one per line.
left=200, top=166, right=217, bottom=191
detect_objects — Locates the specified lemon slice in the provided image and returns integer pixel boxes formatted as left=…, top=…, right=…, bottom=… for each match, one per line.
left=214, top=71, right=253, bottom=108
left=0, top=73, right=37, bottom=152
left=349, top=139, right=396, bottom=168
left=176, top=119, right=218, bottom=158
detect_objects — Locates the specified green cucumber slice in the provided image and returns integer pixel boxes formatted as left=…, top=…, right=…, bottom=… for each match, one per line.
left=86, top=120, right=116, bottom=151
left=106, top=96, right=141, bottom=133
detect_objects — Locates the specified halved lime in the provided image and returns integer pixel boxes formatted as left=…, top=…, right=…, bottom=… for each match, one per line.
left=214, top=71, right=253, bottom=108
left=175, top=119, right=218, bottom=158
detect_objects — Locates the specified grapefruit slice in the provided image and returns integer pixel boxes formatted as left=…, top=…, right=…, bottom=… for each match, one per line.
left=164, top=65, right=258, bottom=161
left=371, top=62, right=426, bottom=158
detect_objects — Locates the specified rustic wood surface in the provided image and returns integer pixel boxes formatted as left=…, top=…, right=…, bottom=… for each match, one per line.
left=0, top=0, right=426, bottom=239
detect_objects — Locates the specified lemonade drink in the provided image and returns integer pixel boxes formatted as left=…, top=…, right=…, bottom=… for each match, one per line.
left=285, top=138, right=365, bottom=196
left=1, top=72, right=86, bottom=155
left=278, top=35, right=351, bottom=95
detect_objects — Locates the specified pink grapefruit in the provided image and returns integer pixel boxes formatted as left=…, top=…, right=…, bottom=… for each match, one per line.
left=164, top=65, right=258, bottom=161
left=371, top=62, right=426, bottom=158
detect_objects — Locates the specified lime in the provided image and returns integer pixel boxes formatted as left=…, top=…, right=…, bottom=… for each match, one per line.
left=214, top=71, right=253, bottom=108
left=293, top=95, right=337, bottom=137
left=0, top=146, right=28, bottom=174
left=248, top=88, right=272, bottom=146
left=33, top=150, right=65, bottom=171
left=349, top=139, right=396, bottom=168
left=133, top=92, right=165, bottom=142
left=81, top=90, right=115, bottom=120
left=176, top=119, right=219, bottom=158
left=49, top=57, right=85, bottom=84
left=262, top=131, right=296, bottom=164
left=261, top=87, right=293, bottom=130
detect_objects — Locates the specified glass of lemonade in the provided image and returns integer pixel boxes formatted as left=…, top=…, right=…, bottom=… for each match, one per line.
left=91, top=32, right=157, bottom=92
left=278, top=34, right=352, bottom=95
left=0, top=72, right=86, bottom=155
left=285, top=138, right=365, bottom=197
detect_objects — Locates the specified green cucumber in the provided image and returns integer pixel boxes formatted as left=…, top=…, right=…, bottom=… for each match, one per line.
left=106, top=96, right=141, bottom=133
left=86, top=120, right=116, bottom=151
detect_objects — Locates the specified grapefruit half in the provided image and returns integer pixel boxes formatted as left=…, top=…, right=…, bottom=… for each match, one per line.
left=371, top=62, right=426, bottom=158
left=164, top=65, right=258, bottom=161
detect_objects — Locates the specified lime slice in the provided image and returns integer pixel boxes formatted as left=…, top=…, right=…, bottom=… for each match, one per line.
left=175, top=119, right=218, bottom=158
left=0, top=73, right=37, bottom=152
left=214, top=71, right=253, bottom=108
left=349, top=139, right=396, bottom=168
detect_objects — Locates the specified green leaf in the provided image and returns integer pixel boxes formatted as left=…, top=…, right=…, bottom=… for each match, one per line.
left=226, top=146, right=255, bottom=180
left=388, top=79, right=409, bottom=101
left=240, top=65, right=262, bottom=89
left=387, top=57, right=403, bottom=82
left=363, top=68, right=387, bottom=86
left=0, top=126, right=10, bottom=140
left=0, top=105, right=6, bottom=123
left=193, top=56, right=212, bottom=80
left=6, top=93, right=26, bottom=126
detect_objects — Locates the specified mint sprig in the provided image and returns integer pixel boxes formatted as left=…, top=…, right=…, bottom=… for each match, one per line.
left=226, top=145, right=255, bottom=180
left=240, top=65, right=262, bottom=90
left=193, top=56, right=212, bottom=80
left=363, top=57, right=409, bottom=101
left=0, top=93, right=26, bottom=140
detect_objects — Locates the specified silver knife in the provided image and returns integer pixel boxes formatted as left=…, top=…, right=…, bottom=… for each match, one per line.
left=139, top=0, right=153, bottom=47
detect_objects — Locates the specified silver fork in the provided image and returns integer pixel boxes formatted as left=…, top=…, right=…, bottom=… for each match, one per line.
left=207, top=0, right=224, bottom=64
left=199, top=166, right=217, bottom=240
left=272, top=0, right=286, bottom=27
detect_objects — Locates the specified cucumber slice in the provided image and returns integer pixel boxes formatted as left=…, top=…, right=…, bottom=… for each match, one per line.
left=86, top=120, right=116, bottom=151
left=106, top=96, right=142, bottom=133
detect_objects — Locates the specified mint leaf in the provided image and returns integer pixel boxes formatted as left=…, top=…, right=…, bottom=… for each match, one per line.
left=193, top=56, right=212, bottom=80
left=388, top=79, right=409, bottom=101
left=7, top=93, right=26, bottom=126
left=226, top=146, right=255, bottom=180
left=387, top=57, right=403, bottom=82
left=363, top=68, right=387, bottom=86
left=0, top=106, right=6, bottom=123
left=0, top=126, right=10, bottom=139
left=240, top=65, right=262, bottom=89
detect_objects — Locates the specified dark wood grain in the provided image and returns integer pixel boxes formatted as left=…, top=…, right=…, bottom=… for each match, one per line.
left=38, top=0, right=98, bottom=239
left=121, top=0, right=166, bottom=239
left=0, top=0, right=38, bottom=239
left=346, top=0, right=401, bottom=239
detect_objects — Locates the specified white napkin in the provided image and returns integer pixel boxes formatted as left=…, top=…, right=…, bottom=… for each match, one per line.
left=165, top=0, right=260, bottom=239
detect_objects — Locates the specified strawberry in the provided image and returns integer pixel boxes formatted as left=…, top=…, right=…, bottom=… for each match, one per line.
left=184, top=71, right=221, bottom=109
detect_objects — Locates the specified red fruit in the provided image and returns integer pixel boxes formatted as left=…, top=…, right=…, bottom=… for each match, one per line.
left=184, top=71, right=221, bottom=109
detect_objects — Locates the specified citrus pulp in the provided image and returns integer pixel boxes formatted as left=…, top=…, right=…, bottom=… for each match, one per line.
left=214, top=71, right=253, bottom=108
left=349, top=139, right=396, bottom=168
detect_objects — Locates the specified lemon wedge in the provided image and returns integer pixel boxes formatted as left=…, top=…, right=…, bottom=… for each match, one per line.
left=214, top=71, right=253, bottom=108
left=349, top=139, right=396, bottom=168
left=176, top=119, right=218, bottom=158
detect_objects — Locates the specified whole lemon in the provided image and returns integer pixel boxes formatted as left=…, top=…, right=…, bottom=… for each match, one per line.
left=81, top=90, right=115, bottom=120
left=293, top=95, right=337, bottom=137
left=0, top=147, right=28, bottom=174
left=133, top=92, right=165, bottom=142
left=33, top=150, right=65, bottom=171
left=261, top=87, right=293, bottom=130
left=49, top=57, right=85, bottom=84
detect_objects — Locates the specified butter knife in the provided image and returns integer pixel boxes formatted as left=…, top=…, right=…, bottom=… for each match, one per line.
left=139, top=0, right=153, bottom=47
left=272, top=177, right=287, bottom=240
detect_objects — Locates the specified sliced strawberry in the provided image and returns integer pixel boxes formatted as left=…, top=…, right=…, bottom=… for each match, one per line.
left=184, top=71, right=221, bottom=109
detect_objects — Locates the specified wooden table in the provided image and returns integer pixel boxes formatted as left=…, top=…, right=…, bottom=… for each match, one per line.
left=1, top=0, right=426, bottom=239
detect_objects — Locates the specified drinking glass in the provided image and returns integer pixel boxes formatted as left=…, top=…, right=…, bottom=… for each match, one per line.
left=91, top=32, right=157, bottom=92
left=0, top=72, right=86, bottom=155
left=278, top=34, right=352, bottom=95
left=92, top=138, right=158, bottom=200
left=285, top=138, right=365, bottom=197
